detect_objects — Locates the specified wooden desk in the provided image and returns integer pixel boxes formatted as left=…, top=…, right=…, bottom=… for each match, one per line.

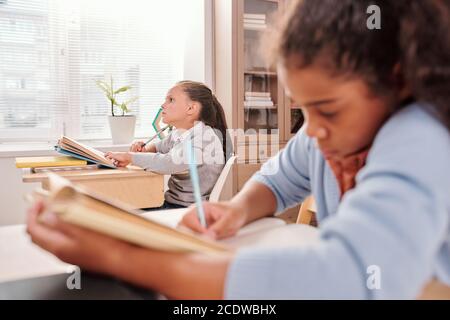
left=22, top=166, right=164, bottom=209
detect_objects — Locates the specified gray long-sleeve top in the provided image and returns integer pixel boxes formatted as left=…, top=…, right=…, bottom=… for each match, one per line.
left=132, top=122, right=225, bottom=207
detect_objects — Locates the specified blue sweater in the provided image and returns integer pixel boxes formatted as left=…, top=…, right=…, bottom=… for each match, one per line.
left=225, top=103, right=450, bottom=299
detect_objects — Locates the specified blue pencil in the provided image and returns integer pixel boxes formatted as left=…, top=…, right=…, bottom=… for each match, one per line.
left=186, top=140, right=207, bottom=228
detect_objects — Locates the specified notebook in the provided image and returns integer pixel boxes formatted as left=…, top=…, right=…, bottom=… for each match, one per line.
left=32, top=173, right=228, bottom=255
left=15, top=156, right=87, bottom=169
left=55, top=136, right=116, bottom=169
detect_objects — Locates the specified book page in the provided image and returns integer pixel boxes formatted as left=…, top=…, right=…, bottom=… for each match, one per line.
left=142, top=210, right=320, bottom=250
left=60, top=136, right=115, bottom=167
left=221, top=223, right=320, bottom=249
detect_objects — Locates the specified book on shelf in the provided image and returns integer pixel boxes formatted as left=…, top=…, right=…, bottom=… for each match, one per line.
left=243, top=13, right=266, bottom=20
left=55, top=136, right=116, bottom=169
left=244, top=23, right=266, bottom=31
left=243, top=13, right=267, bottom=30
left=244, top=100, right=275, bottom=108
left=243, top=19, right=266, bottom=25
left=245, top=91, right=271, bottom=97
left=31, top=174, right=228, bottom=255
left=15, top=156, right=87, bottom=169
left=245, top=96, right=272, bottom=101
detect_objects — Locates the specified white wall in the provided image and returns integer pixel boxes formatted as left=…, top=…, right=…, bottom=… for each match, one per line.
left=0, top=157, right=40, bottom=226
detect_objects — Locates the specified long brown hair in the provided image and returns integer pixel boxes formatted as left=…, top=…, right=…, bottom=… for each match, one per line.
left=177, top=80, right=233, bottom=160
left=269, top=0, right=450, bottom=131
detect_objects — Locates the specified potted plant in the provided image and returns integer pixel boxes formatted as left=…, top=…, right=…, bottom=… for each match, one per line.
left=96, top=76, right=138, bottom=144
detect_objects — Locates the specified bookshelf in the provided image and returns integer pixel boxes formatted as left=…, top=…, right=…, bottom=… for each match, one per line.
left=214, top=0, right=305, bottom=193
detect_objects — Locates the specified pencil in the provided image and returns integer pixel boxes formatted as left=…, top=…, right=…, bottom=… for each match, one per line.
left=186, top=139, right=207, bottom=228
left=142, top=125, right=170, bottom=147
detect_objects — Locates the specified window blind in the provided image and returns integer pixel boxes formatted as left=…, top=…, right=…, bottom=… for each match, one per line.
left=0, top=0, right=194, bottom=142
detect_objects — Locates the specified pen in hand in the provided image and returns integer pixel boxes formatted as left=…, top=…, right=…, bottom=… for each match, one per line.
left=142, top=125, right=170, bottom=148
left=186, top=139, right=207, bottom=228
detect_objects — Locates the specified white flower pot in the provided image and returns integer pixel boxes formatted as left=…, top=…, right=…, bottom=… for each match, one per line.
left=108, top=115, right=136, bottom=144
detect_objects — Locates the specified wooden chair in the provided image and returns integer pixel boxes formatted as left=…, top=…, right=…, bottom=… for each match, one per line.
left=296, top=196, right=317, bottom=226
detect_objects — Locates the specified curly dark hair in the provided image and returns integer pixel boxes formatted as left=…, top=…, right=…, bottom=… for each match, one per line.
left=270, top=0, right=450, bottom=130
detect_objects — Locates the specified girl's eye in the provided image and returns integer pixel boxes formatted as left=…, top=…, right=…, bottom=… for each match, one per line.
left=318, top=109, right=338, bottom=119
left=169, top=98, right=174, bottom=102
left=320, top=111, right=337, bottom=118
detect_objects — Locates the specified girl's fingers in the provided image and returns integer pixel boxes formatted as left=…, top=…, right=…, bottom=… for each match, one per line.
left=208, top=215, right=234, bottom=240
left=27, top=201, right=81, bottom=239
left=39, top=211, right=88, bottom=239
left=179, top=205, right=208, bottom=234
left=26, top=206, right=75, bottom=256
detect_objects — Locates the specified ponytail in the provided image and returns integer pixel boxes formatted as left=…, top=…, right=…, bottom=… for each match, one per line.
left=177, top=80, right=233, bottom=160
left=211, top=94, right=233, bottom=160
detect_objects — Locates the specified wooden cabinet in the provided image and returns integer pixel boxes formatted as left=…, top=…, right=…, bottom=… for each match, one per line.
left=236, top=0, right=304, bottom=144
left=237, top=0, right=282, bottom=136
left=215, top=0, right=304, bottom=193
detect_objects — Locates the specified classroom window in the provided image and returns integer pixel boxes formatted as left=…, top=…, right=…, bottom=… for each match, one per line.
left=0, top=0, right=202, bottom=143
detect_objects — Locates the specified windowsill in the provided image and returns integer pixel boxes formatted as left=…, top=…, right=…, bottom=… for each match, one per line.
left=0, top=140, right=132, bottom=158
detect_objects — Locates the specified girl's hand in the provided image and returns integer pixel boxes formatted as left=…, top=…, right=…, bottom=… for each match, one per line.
left=130, top=141, right=146, bottom=152
left=105, top=152, right=132, bottom=167
left=26, top=201, right=131, bottom=276
left=179, top=202, right=248, bottom=240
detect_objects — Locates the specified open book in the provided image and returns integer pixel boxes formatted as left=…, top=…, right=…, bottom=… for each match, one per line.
left=33, top=174, right=228, bottom=255
left=55, top=136, right=116, bottom=169
left=31, top=174, right=320, bottom=255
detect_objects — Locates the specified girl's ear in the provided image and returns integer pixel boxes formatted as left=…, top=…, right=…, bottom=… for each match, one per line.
left=187, top=102, right=201, bottom=118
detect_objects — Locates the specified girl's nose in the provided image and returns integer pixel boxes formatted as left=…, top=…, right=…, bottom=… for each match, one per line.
left=305, top=121, right=328, bottom=139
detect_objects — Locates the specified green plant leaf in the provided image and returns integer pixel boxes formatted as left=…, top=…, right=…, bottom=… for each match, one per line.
left=121, top=103, right=130, bottom=113
left=114, top=85, right=132, bottom=95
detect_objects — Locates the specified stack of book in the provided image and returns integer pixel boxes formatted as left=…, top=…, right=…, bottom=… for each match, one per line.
left=244, top=91, right=275, bottom=109
left=55, top=136, right=116, bottom=169
left=15, top=156, right=98, bottom=173
left=243, top=13, right=266, bottom=31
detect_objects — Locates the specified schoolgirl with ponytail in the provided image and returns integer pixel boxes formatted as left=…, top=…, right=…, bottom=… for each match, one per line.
left=105, top=81, right=231, bottom=209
